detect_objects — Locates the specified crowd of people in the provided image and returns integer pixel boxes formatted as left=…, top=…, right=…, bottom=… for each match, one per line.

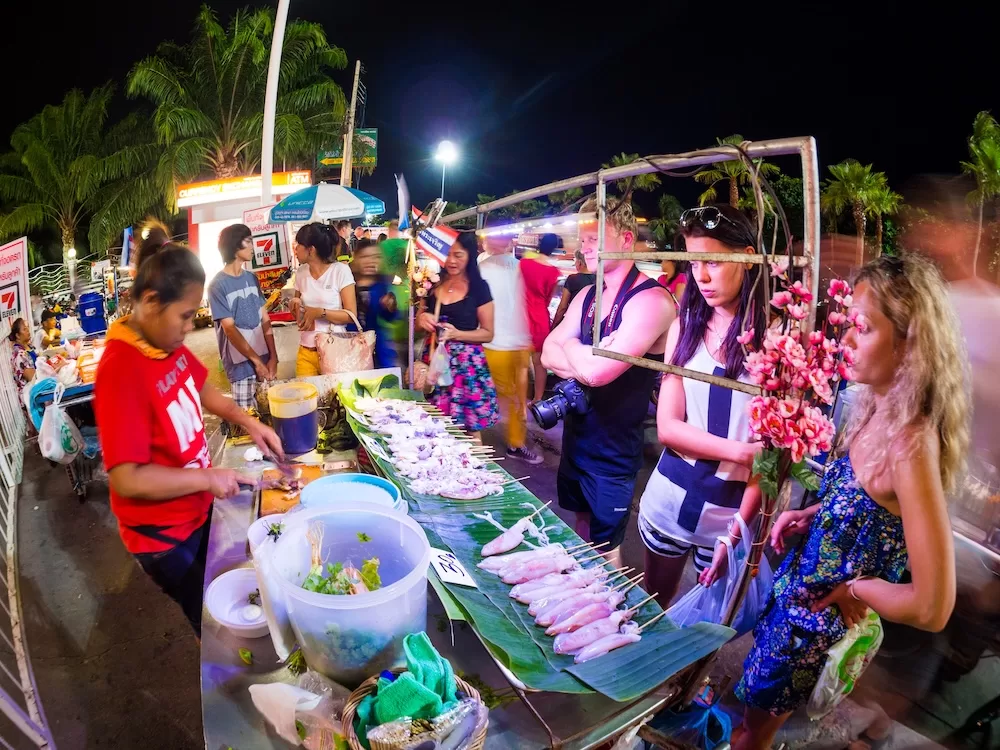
left=8, top=180, right=998, bottom=749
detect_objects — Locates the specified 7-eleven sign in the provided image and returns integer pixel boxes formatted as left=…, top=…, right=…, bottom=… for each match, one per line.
left=253, top=234, right=279, bottom=268
left=0, top=237, right=29, bottom=331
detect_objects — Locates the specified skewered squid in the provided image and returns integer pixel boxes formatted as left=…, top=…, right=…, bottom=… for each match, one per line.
left=573, top=623, right=643, bottom=663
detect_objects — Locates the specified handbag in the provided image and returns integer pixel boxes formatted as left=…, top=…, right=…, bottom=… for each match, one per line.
left=411, top=296, right=441, bottom=393
left=666, top=513, right=774, bottom=636
left=315, top=310, right=376, bottom=375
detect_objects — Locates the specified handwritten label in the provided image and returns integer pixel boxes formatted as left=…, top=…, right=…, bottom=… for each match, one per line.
left=429, top=548, right=478, bottom=588
left=345, top=406, right=369, bottom=426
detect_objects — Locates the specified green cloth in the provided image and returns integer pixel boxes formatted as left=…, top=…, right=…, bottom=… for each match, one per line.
left=354, top=632, right=459, bottom=747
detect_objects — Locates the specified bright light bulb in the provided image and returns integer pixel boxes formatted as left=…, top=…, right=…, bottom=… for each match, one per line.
left=67, top=247, right=77, bottom=259
left=434, top=140, right=458, bottom=165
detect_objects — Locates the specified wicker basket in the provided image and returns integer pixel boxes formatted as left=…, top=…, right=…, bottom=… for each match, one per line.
left=341, top=667, right=487, bottom=750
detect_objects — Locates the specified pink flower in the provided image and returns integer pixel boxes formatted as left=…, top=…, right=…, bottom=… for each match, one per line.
left=736, top=328, right=755, bottom=346
left=852, top=312, right=869, bottom=333
left=770, top=290, right=793, bottom=309
left=789, top=280, right=814, bottom=302
left=777, top=398, right=799, bottom=419
left=786, top=303, right=807, bottom=321
left=809, top=370, right=835, bottom=404
left=789, top=438, right=808, bottom=463
left=791, top=373, right=808, bottom=390
left=841, top=346, right=856, bottom=365
left=765, top=377, right=782, bottom=391
left=764, top=413, right=785, bottom=442
left=838, top=362, right=855, bottom=381
left=828, top=311, right=846, bottom=326
left=748, top=396, right=768, bottom=424
left=841, top=294, right=853, bottom=307
left=828, top=279, right=851, bottom=301
left=809, top=331, right=824, bottom=345
left=770, top=258, right=790, bottom=277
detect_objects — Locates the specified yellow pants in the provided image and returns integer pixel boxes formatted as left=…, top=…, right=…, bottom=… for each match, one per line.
left=295, top=346, right=322, bottom=377
left=484, top=348, right=530, bottom=449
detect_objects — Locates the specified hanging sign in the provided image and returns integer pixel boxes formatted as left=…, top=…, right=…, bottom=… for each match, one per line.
left=0, top=237, right=31, bottom=331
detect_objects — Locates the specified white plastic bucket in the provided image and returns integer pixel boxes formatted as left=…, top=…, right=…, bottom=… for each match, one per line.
left=268, top=502, right=431, bottom=686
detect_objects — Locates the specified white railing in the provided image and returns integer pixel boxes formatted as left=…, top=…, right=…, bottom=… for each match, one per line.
left=0, top=321, right=55, bottom=748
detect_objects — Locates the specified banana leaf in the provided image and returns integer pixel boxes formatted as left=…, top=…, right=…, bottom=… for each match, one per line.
left=339, top=385, right=736, bottom=701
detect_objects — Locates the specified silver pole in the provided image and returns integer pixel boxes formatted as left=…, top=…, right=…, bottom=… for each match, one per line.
left=260, top=0, right=290, bottom=204
left=441, top=163, right=447, bottom=201
left=340, top=60, right=362, bottom=188
left=593, top=178, right=607, bottom=348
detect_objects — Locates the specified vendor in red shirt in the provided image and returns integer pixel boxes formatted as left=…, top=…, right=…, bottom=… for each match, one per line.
left=95, top=225, right=283, bottom=635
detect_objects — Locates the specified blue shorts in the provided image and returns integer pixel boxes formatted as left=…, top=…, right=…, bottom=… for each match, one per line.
left=557, top=458, right=635, bottom=549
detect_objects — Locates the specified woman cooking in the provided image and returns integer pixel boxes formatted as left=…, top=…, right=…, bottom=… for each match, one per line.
left=95, top=226, right=283, bottom=636
left=417, top=232, right=499, bottom=438
left=290, top=222, right=357, bottom=376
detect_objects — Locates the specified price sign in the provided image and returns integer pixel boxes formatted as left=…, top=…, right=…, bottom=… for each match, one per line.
left=429, top=548, right=478, bottom=588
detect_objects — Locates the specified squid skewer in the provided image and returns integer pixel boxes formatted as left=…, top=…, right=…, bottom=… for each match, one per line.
left=573, top=611, right=668, bottom=664
left=500, top=552, right=605, bottom=585
left=510, top=565, right=630, bottom=601
left=480, top=502, right=552, bottom=557
left=552, top=591, right=657, bottom=655
left=535, top=574, right=643, bottom=626
left=547, top=593, right=657, bottom=636
left=478, top=544, right=568, bottom=573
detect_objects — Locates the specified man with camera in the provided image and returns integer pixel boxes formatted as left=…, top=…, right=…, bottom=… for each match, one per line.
left=541, top=196, right=676, bottom=566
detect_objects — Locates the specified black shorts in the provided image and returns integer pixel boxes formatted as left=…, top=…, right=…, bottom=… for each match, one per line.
left=133, top=516, right=212, bottom=636
left=557, top=459, right=636, bottom=549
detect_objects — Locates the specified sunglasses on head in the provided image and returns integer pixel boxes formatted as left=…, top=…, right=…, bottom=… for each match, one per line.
left=679, top=206, right=742, bottom=232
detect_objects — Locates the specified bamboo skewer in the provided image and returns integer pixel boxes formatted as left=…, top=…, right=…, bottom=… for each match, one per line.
left=637, top=610, right=669, bottom=633
left=523, top=501, right=552, bottom=521
left=625, top=593, right=659, bottom=615
left=610, top=572, right=644, bottom=593
left=567, top=541, right=610, bottom=554
left=503, top=475, right=530, bottom=485
left=575, top=552, right=609, bottom=565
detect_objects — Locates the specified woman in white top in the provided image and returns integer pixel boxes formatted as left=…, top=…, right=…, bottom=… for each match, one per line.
left=638, top=205, right=768, bottom=608
left=289, top=223, right=357, bottom=376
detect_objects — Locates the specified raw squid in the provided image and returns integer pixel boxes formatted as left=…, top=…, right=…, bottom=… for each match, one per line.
left=479, top=545, right=566, bottom=573
left=499, top=555, right=578, bottom=585
left=481, top=518, right=532, bottom=557
left=574, top=629, right=642, bottom=664
left=545, top=601, right=617, bottom=636
left=553, top=611, right=635, bottom=654
left=509, top=568, right=606, bottom=601
left=536, top=591, right=625, bottom=628
left=524, top=581, right=607, bottom=612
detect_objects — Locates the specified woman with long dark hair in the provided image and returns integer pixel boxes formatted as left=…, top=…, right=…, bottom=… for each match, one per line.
left=416, top=232, right=498, bottom=437
left=289, top=222, right=357, bottom=376
left=8, top=318, right=36, bottom=399
left=637, top=205, right=768, bottom=607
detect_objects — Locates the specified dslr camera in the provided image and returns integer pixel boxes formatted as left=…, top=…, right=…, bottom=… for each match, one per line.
left=529, top=379, right=590, bottom=430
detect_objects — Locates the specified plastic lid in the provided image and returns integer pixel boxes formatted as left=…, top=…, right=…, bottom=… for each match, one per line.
left=268, top=382, right=319, bottom=404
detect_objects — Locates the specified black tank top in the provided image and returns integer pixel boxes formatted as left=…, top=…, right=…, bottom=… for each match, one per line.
left=563, top=265, right=663, bottom=476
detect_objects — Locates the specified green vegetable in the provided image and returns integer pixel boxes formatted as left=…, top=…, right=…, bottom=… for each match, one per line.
left=360, top=557, right=381, bottom=591
left=285, top=647, right=308, bottom=676
left=296, top=720, right=307, bottom=741
left=266, top=522, right=284, bottom=542
left=248, top=589, right=260, bottom=606
left=238, top=648, right=253, bottom=665
left=357, top=532, right=371, bottom=543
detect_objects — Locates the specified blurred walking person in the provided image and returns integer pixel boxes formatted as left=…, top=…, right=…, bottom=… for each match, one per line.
left=479, top=244, right=542, bottom=464
left=521, top=233, right=561, bottom=403
left=552, top=250, right=595, bottom=329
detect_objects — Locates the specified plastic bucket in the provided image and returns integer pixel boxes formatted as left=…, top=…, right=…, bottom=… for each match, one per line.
left=78, top=292, right=107, bottom=334
left=268, top=382, right=319, bottom=455
left=299, top=473, right=405, bottom=515
left=269, top=502, right=430, bottom=686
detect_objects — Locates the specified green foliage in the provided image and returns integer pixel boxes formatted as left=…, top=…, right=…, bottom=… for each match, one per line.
left=753, top=447, right=781, bottom=499
left=127, top=5, right=348, bottom=204
left=546, top=187, right=584, bottom=212
left=821, top=160, right=882, bottom=228
left=772, top=175, right=805, bottom=241
left=238, top=647, right=253, bottom=665
left=960, top=111, right=1000, bottom=275
left=649, top=193, right=683, bottom=247
left=285, top=647, right=307, bottom=676
left=790, top=460, right=821, bottom=492
left=602, top=152, right=661, bottom=196
left=0, top=84, right=162, bottom=256
left=693, top=135, right=779, bottom=207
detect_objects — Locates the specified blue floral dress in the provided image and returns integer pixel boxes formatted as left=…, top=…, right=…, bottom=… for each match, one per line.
left=736, top=455, right=908, bottom=715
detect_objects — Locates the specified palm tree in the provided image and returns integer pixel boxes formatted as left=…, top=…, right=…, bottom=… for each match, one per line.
left=648, top=194, right=683, bottom=247
left=693, top=135, right=780, bottom=207
left=602, top=153, right=660, bottom=196
left=960, top=111, right=1000, bottom=276
left=547, top=187, right=584, bottom=212
left=865, top=183, right=903, bottom=256
left=821, top=159, right=883, bottom=266
left=0, top=85, right=161, bottom=263
left=127, top=5, right=347, bottom=206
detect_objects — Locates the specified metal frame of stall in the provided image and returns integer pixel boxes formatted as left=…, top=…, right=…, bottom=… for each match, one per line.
left=438, top=136, right=821, bottom=747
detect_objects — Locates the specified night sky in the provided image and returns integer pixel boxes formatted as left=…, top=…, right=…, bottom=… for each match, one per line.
left=5, top=1, right=995, bottom=215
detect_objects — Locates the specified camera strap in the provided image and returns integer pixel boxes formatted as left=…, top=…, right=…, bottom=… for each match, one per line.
left=581, top=264, right=643, bottom=344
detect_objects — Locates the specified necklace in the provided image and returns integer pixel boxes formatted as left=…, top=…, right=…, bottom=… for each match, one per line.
left=706, top=322, right=726, bottom=355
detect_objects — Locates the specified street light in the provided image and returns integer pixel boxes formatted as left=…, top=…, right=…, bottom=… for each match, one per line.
left=434, top=140, right=458, bottom=201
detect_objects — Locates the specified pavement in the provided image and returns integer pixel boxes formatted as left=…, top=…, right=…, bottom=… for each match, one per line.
left=10, top=326, right=998, bottom=749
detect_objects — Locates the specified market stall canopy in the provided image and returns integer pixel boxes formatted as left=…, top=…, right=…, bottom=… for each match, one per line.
left=269, top=183, right=385, bottom=223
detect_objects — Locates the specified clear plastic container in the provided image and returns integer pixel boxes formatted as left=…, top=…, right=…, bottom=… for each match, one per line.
left=269, top=502, right=431, bottom=686
left=268, top=382, right=319, bottom=455
left=299, top=473, right=405, bottom=515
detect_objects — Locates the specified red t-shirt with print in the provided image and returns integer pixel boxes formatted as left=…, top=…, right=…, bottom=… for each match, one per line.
left=95, top=340, right=212, bottom=554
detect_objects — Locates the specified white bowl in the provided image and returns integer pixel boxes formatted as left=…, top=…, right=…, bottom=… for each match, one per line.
left=248, top=513, right=287, bottom=557
left=205, top=568, right=270, bottom=638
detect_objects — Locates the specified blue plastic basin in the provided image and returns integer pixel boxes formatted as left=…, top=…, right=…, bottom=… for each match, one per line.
left=299, top=473, right=404, bottom=513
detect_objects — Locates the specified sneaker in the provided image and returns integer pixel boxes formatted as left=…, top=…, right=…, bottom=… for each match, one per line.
left=506, top=446, right=543, bottom=465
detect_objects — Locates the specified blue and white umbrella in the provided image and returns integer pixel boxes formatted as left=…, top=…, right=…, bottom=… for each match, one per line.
left=269, top=183, right=385, bottom=223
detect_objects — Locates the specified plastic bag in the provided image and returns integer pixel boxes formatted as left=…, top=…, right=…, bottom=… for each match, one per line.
left=249, top=671, right=351, bottom=748
left=38, top=384, right=83, bottom=464
left=807, top=610, right=883, bottom=719
left=666, top=513, right=773, bottom=636
left=427, top=340, right=453, bottom=387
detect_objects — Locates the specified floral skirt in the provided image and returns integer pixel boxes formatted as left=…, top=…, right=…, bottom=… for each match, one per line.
left=430, top=341, right=499, bottom=432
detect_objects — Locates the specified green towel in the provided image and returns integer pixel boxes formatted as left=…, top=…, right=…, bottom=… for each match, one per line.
left=353, top=632, right=459, bottom=747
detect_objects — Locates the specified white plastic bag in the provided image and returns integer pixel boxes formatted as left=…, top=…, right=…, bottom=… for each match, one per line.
left=666, top=513, right=773, bottom=636
left=38, top=384, right=83, bottom=465
left=807, top=610, right=883, bottom=719
left=427, top=340, right=453, bottom=387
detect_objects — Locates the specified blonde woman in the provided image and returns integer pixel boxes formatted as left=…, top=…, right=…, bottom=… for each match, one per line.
left=734, top=254, right=970, bottom=750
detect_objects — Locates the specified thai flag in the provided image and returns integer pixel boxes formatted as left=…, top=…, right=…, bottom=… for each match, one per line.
left=411, top=206, right=458, bottom=264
